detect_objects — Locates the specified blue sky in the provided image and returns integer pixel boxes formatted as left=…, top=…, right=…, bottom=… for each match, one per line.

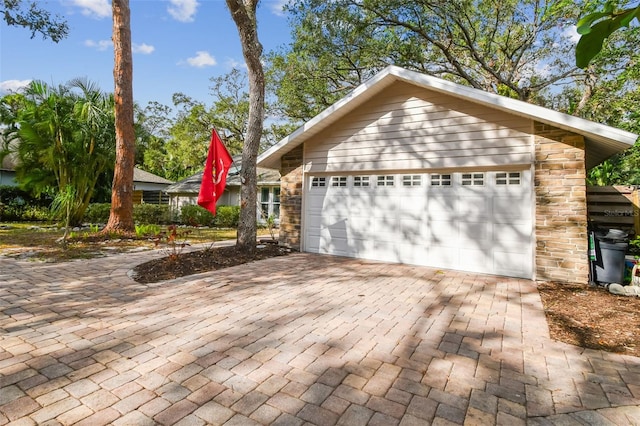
left=0, top=0, right=292, bottom=109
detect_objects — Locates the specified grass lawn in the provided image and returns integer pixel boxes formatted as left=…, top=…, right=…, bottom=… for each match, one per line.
left=0, top=222, right=269, bottom=261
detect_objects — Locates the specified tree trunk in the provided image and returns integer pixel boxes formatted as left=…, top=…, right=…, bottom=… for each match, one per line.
left=225, top=0, right=265, bottom=254
left=575, top=67, right=598, bottom=114
left=104, top=0, right=135, bottom=234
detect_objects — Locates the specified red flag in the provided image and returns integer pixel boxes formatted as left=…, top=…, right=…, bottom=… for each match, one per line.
left=198, top=129, right=233, bottom=215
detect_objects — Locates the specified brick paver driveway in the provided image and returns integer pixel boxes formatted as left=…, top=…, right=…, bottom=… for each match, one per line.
left=1, top=249, right=639, bottom=425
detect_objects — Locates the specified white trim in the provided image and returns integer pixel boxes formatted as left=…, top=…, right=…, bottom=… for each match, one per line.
left=529, top=162, right=537, bottom=282
left=301, top=169, right=308, bottom=253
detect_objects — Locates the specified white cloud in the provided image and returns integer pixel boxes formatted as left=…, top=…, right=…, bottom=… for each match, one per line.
left=133, top=43, right=155, bottom=54
left=84, top=39, right=113, bottom=51
left=168, top=0, right=199, bottom=23
left=269, top=0, right=288, bottom=17
left=186, top=51, right=216, bottom=67
left=564, top=25, right=581, bottom=44
left=224, top=58, right=247, bottom=69
left=0, top=79, right=31, bottom=93
left=69, top=0, right=111, bottom=18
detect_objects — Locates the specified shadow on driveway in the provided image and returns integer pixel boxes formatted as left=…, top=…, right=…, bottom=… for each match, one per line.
left=1, top=252, right=639, bottom=425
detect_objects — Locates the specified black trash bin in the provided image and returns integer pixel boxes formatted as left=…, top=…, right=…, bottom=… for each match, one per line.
left=592, top=229, right=629, bottom=284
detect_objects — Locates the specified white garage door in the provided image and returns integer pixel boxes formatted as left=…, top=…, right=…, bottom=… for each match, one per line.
left=304, top=170, right=533, bottom=279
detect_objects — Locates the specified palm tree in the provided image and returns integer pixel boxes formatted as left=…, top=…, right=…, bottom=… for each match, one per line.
left=0, top=79, right=115, bottom=225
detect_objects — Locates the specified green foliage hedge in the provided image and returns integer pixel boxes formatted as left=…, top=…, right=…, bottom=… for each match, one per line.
left=84, top=203, right=172, bottom=225
left=180, top=204, right=215, bottom=227
left=0, top=185, right=52, bottom=221
left=214, top=205, right=240, bottom=227
left=133, top=204, right=171, bottom=225
left=1, top=194, right=240, bottom=228
left=83, top=203, right=111, bottom=223
left=179, top=204, right=240, bottom=227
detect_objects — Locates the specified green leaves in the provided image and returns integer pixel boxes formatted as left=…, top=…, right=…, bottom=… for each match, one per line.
left=576, top=4, right=640, bottom=68
left=1, top=0, right=69, bottom=42
left=0, top=79, right=115, bottom=225
left=271, top=0, right=582, bottom=107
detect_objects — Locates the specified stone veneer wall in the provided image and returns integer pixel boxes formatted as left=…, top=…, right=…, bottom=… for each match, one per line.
left=278, top=145, right=304, bottom=249
left=534, top=122, right=589, bottom=284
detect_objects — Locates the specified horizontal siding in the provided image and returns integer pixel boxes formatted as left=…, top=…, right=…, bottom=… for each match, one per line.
left=304, top=81, right=532, bottom=173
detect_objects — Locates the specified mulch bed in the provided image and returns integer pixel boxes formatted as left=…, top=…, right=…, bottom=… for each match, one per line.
left=131, top=243, right=292, bottom=284
left=538, top=281, right=639, bottom=354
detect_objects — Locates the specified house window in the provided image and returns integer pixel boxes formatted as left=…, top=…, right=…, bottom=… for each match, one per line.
left=377, top=175, right=395, bottom=187
left=260, top=187, right=270, bottom=219
left=260, top=187, right=281, bottom=220
left=431, top=174, right=452, bottom=186
left=273, top=187, right=280, bottom=218
left=353, top=176, right=370, bottom=187
left=461, top=173, right=484, bottom=186
left=331, top=176, right=347, bottom=187
left=402, top=175, right=422, bottom=186
left=311, top=177, right=326, bottom=187
left=496, top=172, right=521, bottom=185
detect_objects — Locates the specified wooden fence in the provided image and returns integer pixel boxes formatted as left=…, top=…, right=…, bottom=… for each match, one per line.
left=587, top=185, right=640, bottom=235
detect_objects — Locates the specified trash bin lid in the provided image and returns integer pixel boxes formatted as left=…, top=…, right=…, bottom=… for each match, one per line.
left=596, top=228, right=628, bottom=241
left=606, top=229, right=627, bottom=239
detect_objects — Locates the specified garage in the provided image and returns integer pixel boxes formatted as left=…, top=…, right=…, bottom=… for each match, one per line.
left=257, top=66, right=637, bottom=283
left=304, top=170, right=533, bottom=278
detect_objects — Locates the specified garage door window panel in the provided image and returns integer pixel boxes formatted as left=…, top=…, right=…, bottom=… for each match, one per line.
left=377, top=175, right=395, bottom=186
left=331, top=176, right=347, bottom=187
left=431, top=174, right=452, bottom=186
left=311, top=176, right=326, bottom=188
left=496, top=172, right=521, bottom=185
left=461, top=173, right=484, bottom=186
left=402, top=175, right=422, bottom=186
left=353, top=176, right=370, bottom=187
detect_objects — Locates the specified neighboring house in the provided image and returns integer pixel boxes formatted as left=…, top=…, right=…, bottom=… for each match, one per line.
left=257, top=65, right=639, bottom=284
left=132, top=168, right=174, bottom=204
left=1, top=158, right=173, bottom=205
left=0, top=155, right=17, bottom=186
left=165, top=156, right=281, bottom=222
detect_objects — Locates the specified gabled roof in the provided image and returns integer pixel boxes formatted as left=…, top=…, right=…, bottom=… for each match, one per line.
left=1, top=158, right=173, bottom=186
left=1, top=153, right=18, bottom=171
left=165, top=156, right=280, bottom=194
left=258, top=65, right=638, bottom=170
left=133, top=167, right=174, bottom=185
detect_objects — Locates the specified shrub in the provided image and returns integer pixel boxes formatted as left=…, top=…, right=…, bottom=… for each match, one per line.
left=180, top=204, right=215, bottom=227
left=84, top=203, right=111, bottom=224
left=0, top=185, right=52, bottom=221
left=135, top=223, right=161, bottom=237
left=177, top=204, right=239, bottom=227
left=133, top=204, right=170, bottom=225
left=214, top=205, right=240, bottom=228
left=84, top=203, right=172, bottom=225
left=20, top=206, right=50, bottom=221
